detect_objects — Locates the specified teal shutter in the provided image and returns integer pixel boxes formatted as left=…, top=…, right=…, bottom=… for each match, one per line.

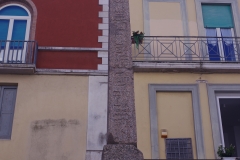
left=202, top=4, right=234, bottom=28
left=0, top=86, right=17, bottom=139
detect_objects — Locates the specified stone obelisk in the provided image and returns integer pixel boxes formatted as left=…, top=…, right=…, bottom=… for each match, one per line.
left=102, top=0, right=143, bottom=159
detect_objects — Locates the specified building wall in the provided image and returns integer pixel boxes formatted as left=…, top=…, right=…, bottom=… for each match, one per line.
left=149, top=2, right=183, bottom=36
left=134, top=72, right=240, bottom=159
left=157, top=92, right=197, bottom=159
left=130, top=0, right=240, bottom=36
left=0, top=74, right=89, bottom=160
left=32, top=0, right=102, bottom=47
left=30, top=0, right=104, bottom=70
left=36, top=51, right=102, bottom=70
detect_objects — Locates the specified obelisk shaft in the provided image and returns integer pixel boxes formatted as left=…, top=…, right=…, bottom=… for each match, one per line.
left=107, top=0, right=136, bottom=145
left=102, top=0, right=143, bottom=159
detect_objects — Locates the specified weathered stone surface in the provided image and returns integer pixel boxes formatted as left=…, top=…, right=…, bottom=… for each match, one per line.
left=107, top=0, right=137, bottom=145
left=103, top=0, right=143, bottom=159
left=102, top=145, right=143, bottom=160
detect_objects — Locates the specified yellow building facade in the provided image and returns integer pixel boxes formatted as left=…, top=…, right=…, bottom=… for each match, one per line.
left=0, top=74, right=108, bottom=160
left=130, top=0, right=240, bottom=159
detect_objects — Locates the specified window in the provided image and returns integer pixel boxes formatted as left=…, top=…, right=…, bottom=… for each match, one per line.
left=165, top=138, right=193, bottom=159
left=217, top=96, right=240, bottom=157
left=0, top=5, right=31, bottom=63
left=202, top=4, right=236, bottom=62
left=0, top=86, right=17, bottom=139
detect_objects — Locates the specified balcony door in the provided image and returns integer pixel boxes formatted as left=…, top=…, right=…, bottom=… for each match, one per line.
left=206, top=28, right=235, bottom=61
left=0, top=5, right=31, bottom=63
left=202, top=4, right=236, bottom=61
left=217, top=97, right=240, bottom=157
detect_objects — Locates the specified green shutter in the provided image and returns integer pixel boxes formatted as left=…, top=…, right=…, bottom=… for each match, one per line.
left=202, top=4, right=234, bottom=28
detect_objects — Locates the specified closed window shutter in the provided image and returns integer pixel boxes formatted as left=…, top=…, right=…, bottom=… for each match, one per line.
left=0, top=86, right=17, bottom=139
left=0, top=19, right=9, bottom=48
left=202, top=4, right=234, bottom=28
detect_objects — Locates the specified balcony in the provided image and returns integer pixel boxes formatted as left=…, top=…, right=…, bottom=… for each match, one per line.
left=0, top=40, right=37, bottom=74
left=132, top=36, right=240, bottom=73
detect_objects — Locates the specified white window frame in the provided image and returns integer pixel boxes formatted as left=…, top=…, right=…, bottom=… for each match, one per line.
left=206, top=28, right=237, bottom=61
left=0, top=4, right=31, bottom=63
left=195, top=0, right=240, bottom=37
left=0, top=4, right=31, bottom=41
left=216, top=94, right=240, bottom=147
left=207, top=84, right=240, bottom=158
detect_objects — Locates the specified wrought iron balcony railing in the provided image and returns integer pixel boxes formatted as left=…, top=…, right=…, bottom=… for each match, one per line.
left=0, top=40, right=38, bottom=64
left=132, top=36, right=240, bottom=62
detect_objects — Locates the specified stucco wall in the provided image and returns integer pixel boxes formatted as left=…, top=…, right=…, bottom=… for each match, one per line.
left=157, top=92, right=197, bottom=159
left=32, top=0, right=102, bottom=47
left=134, top=72, right=240, bottom=159
left=129, top=0, right=144, bottom=33
left=149, top=2, right=183, bottom=36
left=36, top=51, right=102, bottom=69
left=0, top=75, right=88, bottom=160
left=130, top=0, right=240, bottom=36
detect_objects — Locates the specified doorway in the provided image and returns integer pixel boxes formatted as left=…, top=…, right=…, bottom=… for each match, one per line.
left=217, top=97, right=240, bottom=157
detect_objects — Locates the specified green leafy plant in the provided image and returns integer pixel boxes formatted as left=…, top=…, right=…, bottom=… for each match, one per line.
left=132, top=31, right=144, bottom=49
left=217, top=144, right=235, bottom=158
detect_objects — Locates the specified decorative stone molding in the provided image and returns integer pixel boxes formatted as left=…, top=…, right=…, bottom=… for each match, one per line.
left=98, top=0, right=109, bottom=71
left=148, top=84, right=205, bottom=159
left=143, top=0, right=189, bottom=37
left=0, top=0, right=37, bottom=41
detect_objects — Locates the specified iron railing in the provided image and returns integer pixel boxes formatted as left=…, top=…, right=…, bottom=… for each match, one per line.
left=0, top=40, right=38, bottom=64
left=132, top=36, right=240, bottom=62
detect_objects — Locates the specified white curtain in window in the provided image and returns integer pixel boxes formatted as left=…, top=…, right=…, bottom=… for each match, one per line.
left=206, top=28, right=217, bottom=46
left=221, top=29, right=233, bottom=45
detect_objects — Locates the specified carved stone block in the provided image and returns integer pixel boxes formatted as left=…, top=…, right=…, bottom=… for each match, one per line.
left=102, top=144, right=144, bottom=160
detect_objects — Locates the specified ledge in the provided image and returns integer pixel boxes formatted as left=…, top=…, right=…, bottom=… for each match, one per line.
left=0, top=64, right=36, bottom=74
left=35, top=69, right=108, bottom=76
left=38, top=46, right=108, bottom=52
left=133, top=61, right=240, bottom=73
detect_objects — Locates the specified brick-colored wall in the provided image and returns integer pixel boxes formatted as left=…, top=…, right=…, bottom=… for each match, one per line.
left=31, top=0, right=103, bottom=69
left=32, top=0, right=102, bottom=47
left=36, top=51, right=102, bottom=70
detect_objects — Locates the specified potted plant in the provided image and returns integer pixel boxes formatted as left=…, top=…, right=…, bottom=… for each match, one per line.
left=217, top=144, right=236, bottom=160
left=132, top=31, right=144, bottom=49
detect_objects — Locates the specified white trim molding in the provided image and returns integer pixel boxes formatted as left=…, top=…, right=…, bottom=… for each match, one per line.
left=195, top=0, right=240, bottom=37
left=148, top=84, right=205, bottom=159
left=98, top=0, right=109, bottom=71
left=35, top=69, right=107, bottom=76
left=143, top=0, right=190, bottom=36
left=38, top=46, right=107, bottom=52
left=0, top=4, right=31, bottom=41
left=133, top=61, right=240, bottom=73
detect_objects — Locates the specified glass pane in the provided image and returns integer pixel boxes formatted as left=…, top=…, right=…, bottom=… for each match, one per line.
left=206, top=28, right=220, bottom=61
left=219, top=98, right=240, bottom=157
left=0, top=19, right=9, bottom=48
left=10, top=20, right=27, bottom=49
left=221, top=29, right=236, bottom=61
left=0, top=6, right=28, bottom=16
